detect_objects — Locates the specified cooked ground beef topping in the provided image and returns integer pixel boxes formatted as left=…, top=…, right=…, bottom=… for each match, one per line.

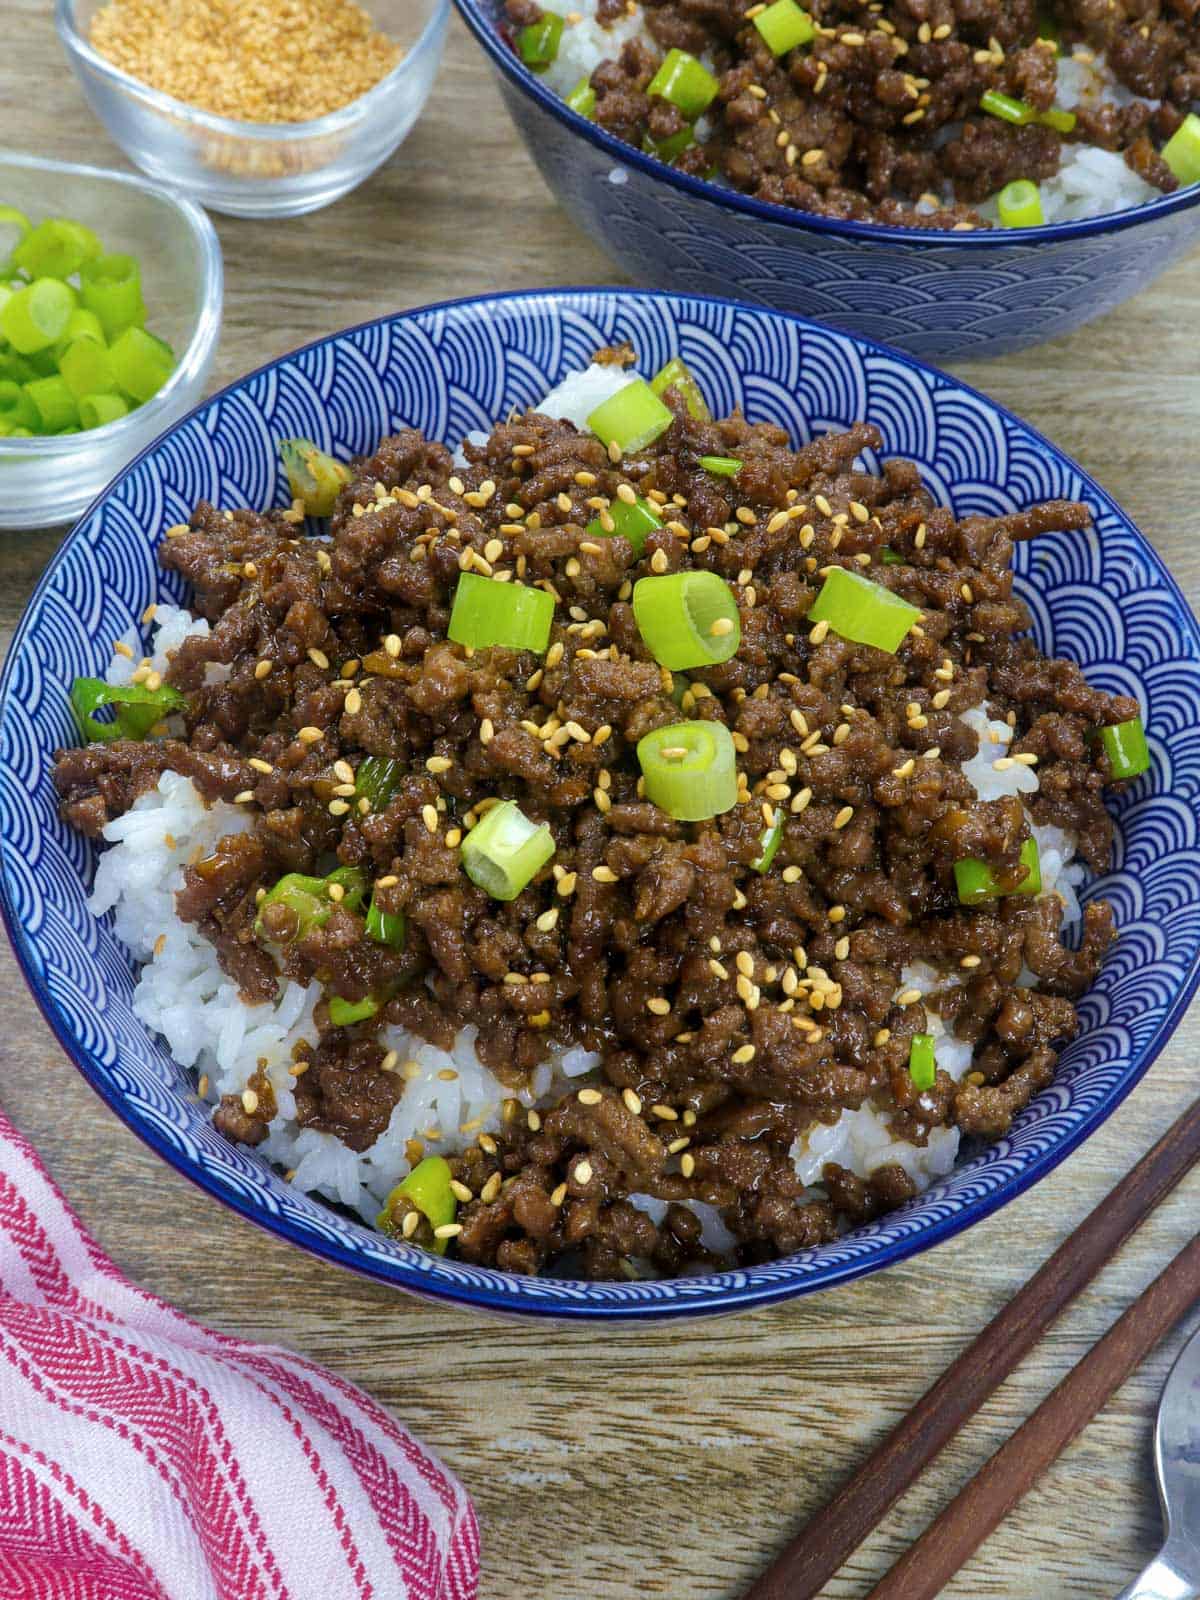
left=54, top=355, right=1136, bottom=1278
left=502, top=0, right=1199, bottom=226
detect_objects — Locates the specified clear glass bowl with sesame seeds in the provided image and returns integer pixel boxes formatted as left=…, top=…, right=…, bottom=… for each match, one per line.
left=0, top=153, right=222, bottom=532
left=56, top=0, right=449, bottom=219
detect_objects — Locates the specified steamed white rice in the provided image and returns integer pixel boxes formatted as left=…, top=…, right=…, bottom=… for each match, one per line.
left=539, top=0, right=1187, bottom=227
left=84, top=390, right=1088, bottom=1246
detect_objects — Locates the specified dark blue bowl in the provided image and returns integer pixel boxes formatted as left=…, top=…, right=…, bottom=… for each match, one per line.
left=3, top=288, right=1200, bottom=1319
left=454, top=0, right=1200, bottom=361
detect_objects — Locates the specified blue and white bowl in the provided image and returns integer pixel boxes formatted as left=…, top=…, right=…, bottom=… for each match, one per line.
left=454, top=0, right=1200, bottom=362
left=2, top=288, right=1199, bottom=1320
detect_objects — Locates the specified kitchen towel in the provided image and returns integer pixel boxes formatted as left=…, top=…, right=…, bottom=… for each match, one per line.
left=0, top=1108, right=479, bottom=1599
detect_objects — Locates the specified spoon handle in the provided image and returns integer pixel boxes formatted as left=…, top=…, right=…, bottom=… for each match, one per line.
left=1115, top=1541, right=1200, bottom=1600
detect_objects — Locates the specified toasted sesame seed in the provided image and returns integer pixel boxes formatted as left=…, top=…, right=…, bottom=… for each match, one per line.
left=828, top=904, right=846, bottom=923
left=577, top=1087, right=604, bottom=1106
left=433, top=1223, right=463, bottom=1241
left=592, top=865, right=618, bottom=883
left=646, top=997, right=671, bottom=1016
left=233, top=789, right=255, bottom=805
left=241, top=1088, right=259, bottom=1115
left=897, top=988, right=922, bottom=1006
left=731, top=1044, right=756, bottom=1064
left=680, top=1152, right=696, bottom=1178
left=573, top=1160, right=594, bottom=1186
left=809, top=618, right=830, bottom=645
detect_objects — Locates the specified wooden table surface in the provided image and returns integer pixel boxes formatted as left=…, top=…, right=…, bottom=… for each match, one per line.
left=3, top=8, right=1198, bottom=1597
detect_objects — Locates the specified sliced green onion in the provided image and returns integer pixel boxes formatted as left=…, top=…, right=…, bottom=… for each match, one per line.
left=752, top=812, right=784, bottom=873
left=378, top=1156, right=457, bottom=1251
left=326, top=865, right=369, bottom=912
left=566, top=75, right=596, bottom=117
left=255, top=866, right=367, bottom=943
left=1163, top=112, right=1200, bottom=185
left=649, top=357, right=711, bottom=422
left=753, top=0, right=815, bottom=54
left=643, top=126, right=696, bottom=163
left=0, top=205, right=31, bottom=271
left=448, top=571, right=555, bottom=653
left=0, top=351, right=37, bottom=385
left=63, top=307, right=106, bottom=346
left=79, top=253, right=146, bottom=338
left=0, top=379, right=39, bottom=431
left=278, top=437, right=351, bottom=517
left=517, top=12, right=563, bottom=70
left=698, top=454, right=742, bottom=477
left=255, top=874, right=327, bottom=942
left=954, top=837, right=1042, bottom=905
left=328, top=994, right=380, bottom=1026
left=997, top=179, right=1044, bottom=227
left=979, top=90, right=1074, bottom=133
left=808, top=566, right=920, bottom=653
left=878, top=546, right=905, bottom=566
left=69, top=675, right=187, bottom=743
left=589, top=378, right=675, bottom=457
left=1038, top=106, right=1076, bottom=133
left=0, top=278, right=74, bottom=353
left=1098, top=716, right=1150, bottom=780
left=908, top=1033, right=936, bottom=1091
left=979, top=89, right=1035, bottom=125
left=637, top=719, right=737, bottom=820
left=461, top=799, right=555, bottom=901
left=647, top=48, right=719, bottom=118
left=24, top=375, right=78, bottom=432
left=355, top=755, right=404, bottom=812
left=585, top=494, right=662, bottom=556
left=59, top=336, right=116, bottom=400
left=366, top=899, right=407, bottom=949
left=12, top=218, right=101, bottom=281
left=109, top=326, right=174, bottom=404
left=632, top=570, right=741, bottom=669
left=79, top=393, right=128, bottom=431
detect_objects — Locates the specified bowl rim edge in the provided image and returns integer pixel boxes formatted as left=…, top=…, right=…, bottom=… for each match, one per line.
left=4, top=282, right=1200, bottom=1319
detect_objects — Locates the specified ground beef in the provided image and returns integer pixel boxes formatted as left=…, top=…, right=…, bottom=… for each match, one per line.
left=501, top=0, right=1197, bottom=226
left=53, top=356, right=1135, bottom=1279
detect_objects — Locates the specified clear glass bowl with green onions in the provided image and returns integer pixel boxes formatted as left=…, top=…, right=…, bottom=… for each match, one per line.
left=0, top=153, right=221, bottom=532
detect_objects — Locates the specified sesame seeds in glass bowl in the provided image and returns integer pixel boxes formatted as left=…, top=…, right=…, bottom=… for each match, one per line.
left=56, top=0, right=450, bottom=218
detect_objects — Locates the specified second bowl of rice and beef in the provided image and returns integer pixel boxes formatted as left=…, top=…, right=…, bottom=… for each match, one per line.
left=453, top=0, right=1200, bottom=358
left=51, top=344, right=1150, bottom=1282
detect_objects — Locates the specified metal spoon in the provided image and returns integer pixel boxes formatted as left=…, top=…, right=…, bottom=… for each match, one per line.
left=1116, top=1323, right=1200, bottom=1600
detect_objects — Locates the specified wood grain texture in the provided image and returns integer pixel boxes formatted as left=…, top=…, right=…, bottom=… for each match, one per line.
left=1, top=8, right=1198, bottom=1597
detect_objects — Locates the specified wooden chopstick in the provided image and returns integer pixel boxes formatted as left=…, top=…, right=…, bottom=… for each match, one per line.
left=867, top=1232, right=1200, bottom=1600
left=741, top=1096, right=1200, bottom=1600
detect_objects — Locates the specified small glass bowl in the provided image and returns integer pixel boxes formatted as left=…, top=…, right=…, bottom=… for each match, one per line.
left=0, top=152, right=222, bottom=532
left=56, top=0, right=450, bottom=219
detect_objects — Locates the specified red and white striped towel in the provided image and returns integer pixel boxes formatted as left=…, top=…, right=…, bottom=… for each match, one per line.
left=0, top=1109, right=480, bottom=1600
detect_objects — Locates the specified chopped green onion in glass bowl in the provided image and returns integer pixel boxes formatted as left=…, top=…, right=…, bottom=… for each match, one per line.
left=0, top=153, right=221, bottom=532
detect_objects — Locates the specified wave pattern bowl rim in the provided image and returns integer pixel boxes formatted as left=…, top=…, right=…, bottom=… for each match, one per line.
left=452, top=0, right=1200, bottom=249
left=2, top=286, right=1199, bottom=1321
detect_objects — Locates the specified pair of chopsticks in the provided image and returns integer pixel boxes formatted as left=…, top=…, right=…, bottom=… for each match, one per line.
left=742, top=1097, right=1200, bottom=1600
